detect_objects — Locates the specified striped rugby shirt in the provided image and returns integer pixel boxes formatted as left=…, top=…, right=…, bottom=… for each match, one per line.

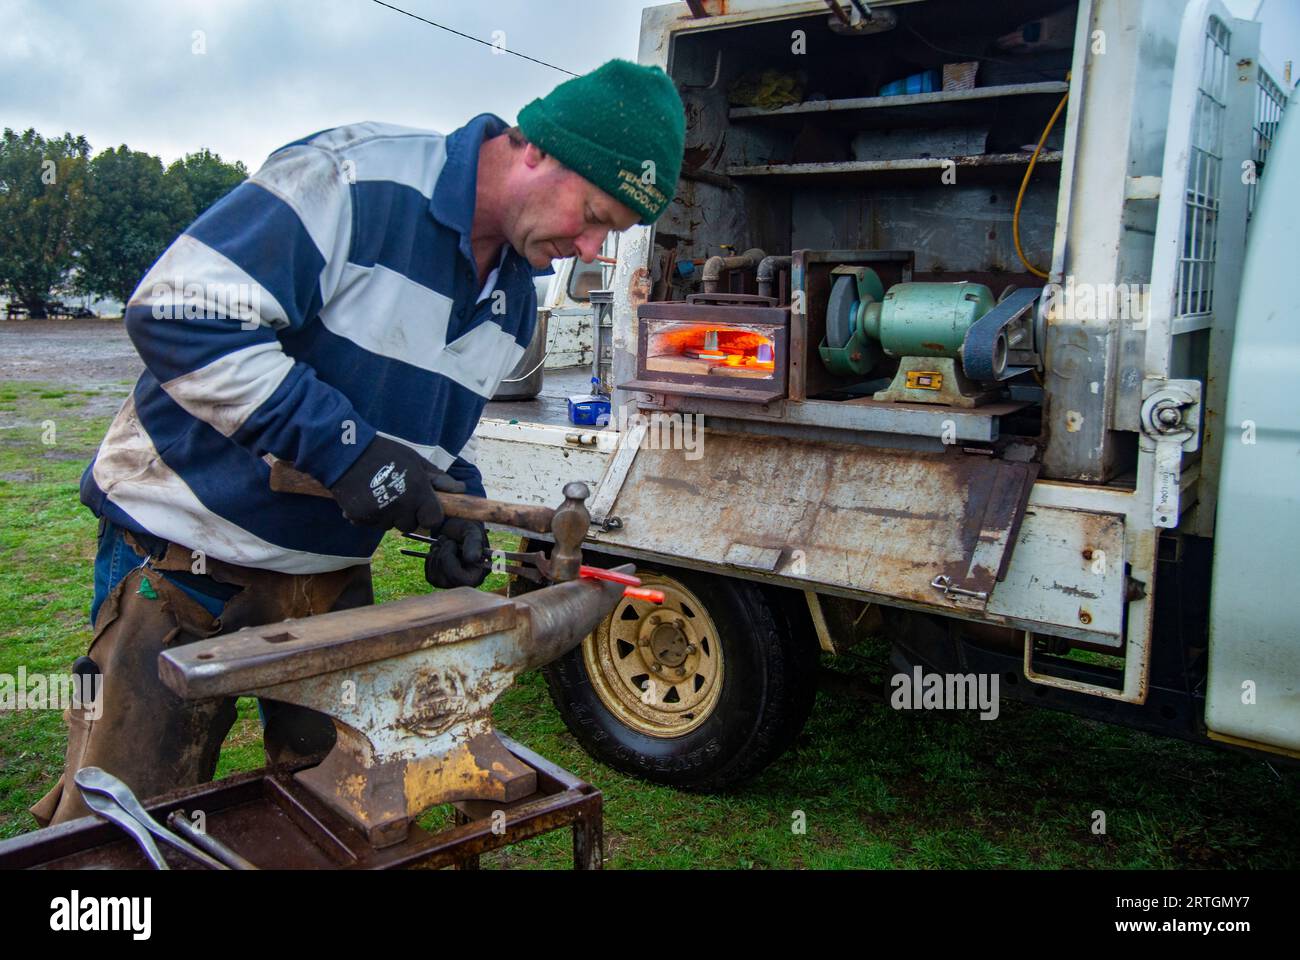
left=81, top=113, right=546, bottom=574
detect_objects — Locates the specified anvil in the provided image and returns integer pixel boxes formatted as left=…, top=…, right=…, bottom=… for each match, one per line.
left=158, top=571, right=629, bottom=847
left=159, top=480, right=626, bottom=848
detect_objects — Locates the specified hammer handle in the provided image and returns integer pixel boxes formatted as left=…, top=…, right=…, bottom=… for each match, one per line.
left=268, top=460, right=556, bottom=533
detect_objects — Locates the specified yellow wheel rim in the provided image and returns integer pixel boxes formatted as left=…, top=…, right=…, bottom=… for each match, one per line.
left=582, top=571, right=724, bottom=738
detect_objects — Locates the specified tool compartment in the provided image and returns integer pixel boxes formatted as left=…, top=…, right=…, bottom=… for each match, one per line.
left=629, top=0, right=1076, bottom=454
left=479, top=0, right=1284, bottom=721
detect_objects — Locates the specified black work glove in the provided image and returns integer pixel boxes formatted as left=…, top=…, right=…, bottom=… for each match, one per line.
left=424, top=517, right=488, bottom=589
left=330, top=435, right=464, bottom=533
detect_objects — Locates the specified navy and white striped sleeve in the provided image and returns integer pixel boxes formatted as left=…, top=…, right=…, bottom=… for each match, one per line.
left=122, top=142, right=376, bottom=486
left=446, top=455, right=485, bottom=499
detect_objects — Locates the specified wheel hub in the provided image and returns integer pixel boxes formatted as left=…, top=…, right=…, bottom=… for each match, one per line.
left=640, top=612, right=698, bottom=674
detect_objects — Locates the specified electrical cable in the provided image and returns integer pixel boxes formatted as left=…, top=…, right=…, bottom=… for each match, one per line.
left=370, top=0, right=578, bottom=77
left=499, top=321, right=558, bottom=382
left=1013, top=77, right=1070, bottom=280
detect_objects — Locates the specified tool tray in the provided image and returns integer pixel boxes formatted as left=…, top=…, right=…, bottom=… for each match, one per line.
left=0, top=736, right=602, bottom=870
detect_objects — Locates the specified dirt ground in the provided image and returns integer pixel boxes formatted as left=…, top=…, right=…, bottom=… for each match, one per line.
left=0, top=319, right=143, bottom=386
left=0, top=317, right=591, bottom=426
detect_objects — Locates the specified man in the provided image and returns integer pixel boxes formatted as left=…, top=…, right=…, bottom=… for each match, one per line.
left=31, top=59, right=685, bottom=826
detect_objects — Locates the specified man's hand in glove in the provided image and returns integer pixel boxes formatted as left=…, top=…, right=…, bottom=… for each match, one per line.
left=330, top=436, right=464, bottom=533
left=424, top=517, right=489, bottom=589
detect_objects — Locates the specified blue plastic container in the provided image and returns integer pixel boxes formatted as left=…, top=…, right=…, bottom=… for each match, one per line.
left=568, top=395, right=610, bottom=426
left=568, top=377, right=611, bottom=426
left=879, top=69, right=941, bottom=97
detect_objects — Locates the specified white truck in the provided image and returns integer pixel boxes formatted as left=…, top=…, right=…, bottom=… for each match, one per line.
left=474, top=0, right=1296, bottom=789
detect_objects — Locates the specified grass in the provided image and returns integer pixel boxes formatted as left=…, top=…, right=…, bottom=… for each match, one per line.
left=1, top=379, right=1298, bottom=868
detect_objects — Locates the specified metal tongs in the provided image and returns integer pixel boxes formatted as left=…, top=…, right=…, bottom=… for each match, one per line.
left=401, top=536, right=665, bottom=603
left=74, top=767, right=255, bottom=870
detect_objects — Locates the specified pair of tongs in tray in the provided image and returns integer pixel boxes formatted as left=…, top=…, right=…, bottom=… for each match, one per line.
left=74, top=766, right=256, bottom=870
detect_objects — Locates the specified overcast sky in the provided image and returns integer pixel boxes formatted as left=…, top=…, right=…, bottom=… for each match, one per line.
left=3, top=1, right=1296, bottom=172
left=2, top=0, right=650, bottom=169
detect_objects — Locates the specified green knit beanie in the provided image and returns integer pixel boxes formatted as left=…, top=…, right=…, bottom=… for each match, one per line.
left=517, top=59, right=685, bottom=225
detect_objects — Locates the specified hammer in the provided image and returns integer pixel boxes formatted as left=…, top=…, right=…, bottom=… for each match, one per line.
left=268, top=458, right=585, bottom=581
left=269, top=458, right=661, bottom=599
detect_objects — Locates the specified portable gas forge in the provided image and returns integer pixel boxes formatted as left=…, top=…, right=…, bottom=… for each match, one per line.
left=627, top=291, right=790, bottom=403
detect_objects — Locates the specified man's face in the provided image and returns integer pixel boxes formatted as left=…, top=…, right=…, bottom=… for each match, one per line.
left=507, top=143, right=641, bottom=268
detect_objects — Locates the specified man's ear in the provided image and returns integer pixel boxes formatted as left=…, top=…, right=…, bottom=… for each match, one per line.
left=523, top=142, right=549, bottom=170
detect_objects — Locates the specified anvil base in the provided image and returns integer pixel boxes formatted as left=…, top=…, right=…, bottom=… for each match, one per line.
left=295, top=728, right=537, bottom=848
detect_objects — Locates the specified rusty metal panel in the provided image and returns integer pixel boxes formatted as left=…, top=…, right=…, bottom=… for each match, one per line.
left=598, top=430, right=1034, bottom=609
left=723, top=541, right=784, bottom=570
left=986, top=505, right=1127, bottom=646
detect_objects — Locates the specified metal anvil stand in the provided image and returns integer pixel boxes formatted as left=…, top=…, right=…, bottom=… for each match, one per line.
left=0, top=736, right=605, bottom=870
left=0, top=482, right=628, bottom=869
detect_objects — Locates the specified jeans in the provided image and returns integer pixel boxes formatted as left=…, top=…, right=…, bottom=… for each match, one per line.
left=91, top=519, right=239, bottom=625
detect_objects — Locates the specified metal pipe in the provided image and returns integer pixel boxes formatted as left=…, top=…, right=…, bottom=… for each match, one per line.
left=167, top=811, right=258, bottom=870
left=823, top=0, right=852, bottom=27
left=701, top=247, right=767, bottom=294
left=756, top=255, right=792, bottom=300
left=700, top=256, right=726, bottom=292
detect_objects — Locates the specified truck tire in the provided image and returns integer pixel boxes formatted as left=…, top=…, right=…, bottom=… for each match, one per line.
left=536, top=559, right=819, bottom=791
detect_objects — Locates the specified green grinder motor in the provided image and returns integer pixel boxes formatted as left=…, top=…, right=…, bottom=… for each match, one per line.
left=818, top=266, right=1000, bottom=406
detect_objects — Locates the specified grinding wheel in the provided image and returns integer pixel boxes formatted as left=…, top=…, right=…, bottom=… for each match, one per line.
left=826, top=273, right=858, bottom=349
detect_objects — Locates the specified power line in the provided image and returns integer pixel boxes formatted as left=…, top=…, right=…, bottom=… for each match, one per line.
left=370, top=0, right=578, bottom=77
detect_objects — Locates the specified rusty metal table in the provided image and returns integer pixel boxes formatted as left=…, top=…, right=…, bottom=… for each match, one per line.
left=0, top=735, right=602, bottom=870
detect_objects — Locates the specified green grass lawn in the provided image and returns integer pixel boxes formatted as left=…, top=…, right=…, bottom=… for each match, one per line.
left=1, top=380, right=1298, bottom=868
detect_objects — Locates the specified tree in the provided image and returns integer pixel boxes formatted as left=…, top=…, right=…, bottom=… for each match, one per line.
left=0, top=128, right=90, bottom=317
left=166, top=148, right=248, bottom=222
left=76, top=145, right=192, bottom=306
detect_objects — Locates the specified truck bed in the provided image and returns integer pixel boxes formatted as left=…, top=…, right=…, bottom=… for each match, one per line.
left=482, top=365, right=593, bottom=429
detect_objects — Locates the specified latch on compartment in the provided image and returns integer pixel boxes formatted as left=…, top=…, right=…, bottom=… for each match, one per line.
left=1140, top=379, right=1201, bottom=529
